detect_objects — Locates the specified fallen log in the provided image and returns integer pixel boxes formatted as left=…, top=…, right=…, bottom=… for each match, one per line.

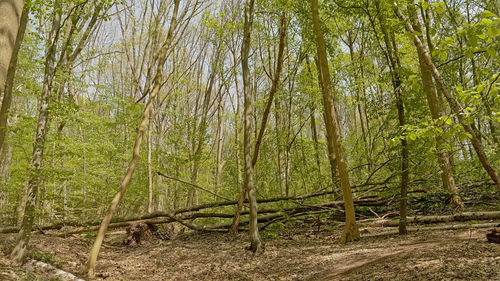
left=0, top=193, right=385, bottom=234
left=25, top=259, right=84, bottom=281
left=371, top=211, right=500, bottom=227
left=363, top=222, right=499, bottom=238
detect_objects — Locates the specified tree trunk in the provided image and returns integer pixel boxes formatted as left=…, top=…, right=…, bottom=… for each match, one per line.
left=375, top=1, right=410, bottom=234
left=0, top=0, right=24, bottom=92
left=85, top=1, right=180, bottom=277
left=0, top=3, right=28, bottom=153
left=215, top=88, right=225, bottom=198
left=230, top=10, right=287, bottom=235
left=147, top=117, right=153, bottom=214
left=241, top=0, right=261, bottom=253
left=10, top=1, right=60, bottom=264
left=311, top=0, right=360, bottom=243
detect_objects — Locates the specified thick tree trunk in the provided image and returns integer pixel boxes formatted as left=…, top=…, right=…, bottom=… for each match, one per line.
left=0, top=3, right=28, bottom=154
left=311, top=0, right=360, bottom=243
left=10, top=2, right=60, bottom=264
left=85, top=1, right=180, bottom=277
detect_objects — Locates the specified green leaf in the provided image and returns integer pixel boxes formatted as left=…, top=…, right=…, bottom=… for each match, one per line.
left=421, top=1, right=429, bottom=11
left=482, top=10, right=496, bottom=17
left=439, top=51, right=447, bottom=61
left=481, top=18, right=493, bottom=25
left=477, top=84, right=485, bottom=93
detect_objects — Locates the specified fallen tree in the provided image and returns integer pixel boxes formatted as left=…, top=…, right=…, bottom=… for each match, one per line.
left=371, top=211, right=500, bottom=227
left=364, top=222, right=499, bottom=238
left=1, top=190, right=383, bottom=234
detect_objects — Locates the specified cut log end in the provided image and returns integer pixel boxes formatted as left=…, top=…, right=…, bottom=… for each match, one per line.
left=124, top=223, right=154, bottom=246
left=486, top=228, right=500, bottom=244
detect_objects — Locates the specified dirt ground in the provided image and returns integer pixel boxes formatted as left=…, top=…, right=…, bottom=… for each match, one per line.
left=1, top=223, right=499, bottom=280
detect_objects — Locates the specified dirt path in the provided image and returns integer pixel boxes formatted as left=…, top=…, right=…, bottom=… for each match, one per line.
left=1, top=225, right=499, bottom=280
left=305, top=241, right=441, bottom=280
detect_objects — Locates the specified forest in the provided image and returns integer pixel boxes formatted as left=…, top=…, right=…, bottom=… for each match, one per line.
left=0, top=0, right=499, bottom=280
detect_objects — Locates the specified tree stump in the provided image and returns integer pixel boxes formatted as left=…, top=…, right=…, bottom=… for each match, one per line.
left=124, top=223, right=153, bottom=246
left=486, top=228, right=500, bottom=244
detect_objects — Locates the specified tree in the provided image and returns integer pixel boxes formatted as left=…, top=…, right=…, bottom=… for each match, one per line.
left=240, top=0, right=262, bottom=253
left=230, top=8, right=288, bottom=235
left=373, top=0, right=410, bottom=234
left=10, top=0, right=109, bottom=263
left=395, top=1, right=500, bottom=191
left=405, top=0, right=463, bottom=208
left=10, top=0, right=62, bottom=263
left=311, top=0, right=359, bottom=243
left=85, top=0, right=182, bottom=276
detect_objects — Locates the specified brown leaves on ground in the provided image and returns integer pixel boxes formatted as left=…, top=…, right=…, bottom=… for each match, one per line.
left=0, top=224, right=499, bottom=280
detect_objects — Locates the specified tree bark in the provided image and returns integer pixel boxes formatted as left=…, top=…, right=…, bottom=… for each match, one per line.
left=0, top=3, right=28, bottom=154
left=311, top=0, right=360, bottom=243
left=0, top=0, right=24, bottom=92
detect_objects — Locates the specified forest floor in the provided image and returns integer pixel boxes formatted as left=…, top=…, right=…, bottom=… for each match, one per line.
left=1, top=222, right=499, bottom=281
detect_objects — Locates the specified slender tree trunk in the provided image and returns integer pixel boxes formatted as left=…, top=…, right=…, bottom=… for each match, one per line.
left=10, top=1, right=61, bottom=264
left=275, top=96, right=285, bottom=196
left=375, top=1, right=410, bottom=234
left=147, top=117, right=153, bottom=214
left=311, top=0, right=359, bottom=243
left=188, top=51, right=220, bottom=207
left=310, top=105, right=322, bottom=175
left=215, top=93, right=225, bottom=197
left=85, top=1, right=180, bottom=276
left=346, top=34, right=370, bottom=168
left=230, top=10, right=287, bottom=234
left=240, top=0, right=261, bottom=253
left=0, top=4, right=29, bottom=154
